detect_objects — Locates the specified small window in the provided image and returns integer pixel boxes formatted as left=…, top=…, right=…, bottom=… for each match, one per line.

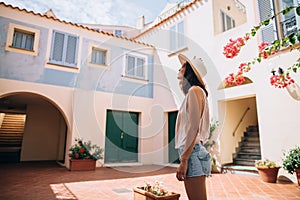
left=5, top=23, right=40, bottom=56
left=12, top=30, right=34, bottom=50
left=114, top=30, right=122, bottom=36
left=91, top=48, right=107, bottom=65
left=221, top=10, right=235, bottom=32
left=169, top=21, right=185, bottom=51
left=49, top=30, right=79, bottom=68
left=125, top=54, right=146, bottom=79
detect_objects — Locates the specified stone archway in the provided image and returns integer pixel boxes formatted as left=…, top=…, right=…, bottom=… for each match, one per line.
left=0, top=92, right=68, bottom=163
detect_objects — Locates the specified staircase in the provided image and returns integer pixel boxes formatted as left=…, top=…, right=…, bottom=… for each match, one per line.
left=0, top=113, right=26, bottom=162
left=233, top=125, right=261, bottom=166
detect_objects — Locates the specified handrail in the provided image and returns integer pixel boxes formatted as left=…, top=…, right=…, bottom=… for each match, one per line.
left=233, top=107, right=250, bottom=136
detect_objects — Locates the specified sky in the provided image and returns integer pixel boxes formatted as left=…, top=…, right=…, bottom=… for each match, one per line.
left=2, top=0, right=181, bottom=27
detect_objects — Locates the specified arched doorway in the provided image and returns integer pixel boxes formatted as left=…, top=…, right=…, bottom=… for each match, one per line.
left=0, top=92, right=68, bottom=163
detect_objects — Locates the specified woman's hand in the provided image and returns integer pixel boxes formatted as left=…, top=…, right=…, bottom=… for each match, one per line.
left=176, top=159, right=188, bottom=181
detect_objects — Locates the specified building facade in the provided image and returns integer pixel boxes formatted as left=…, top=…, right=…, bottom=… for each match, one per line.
left=0, top=0, right=300, bottom=183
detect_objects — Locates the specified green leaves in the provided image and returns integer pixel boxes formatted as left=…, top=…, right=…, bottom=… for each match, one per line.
left=296, top=6, right=300, bottom=16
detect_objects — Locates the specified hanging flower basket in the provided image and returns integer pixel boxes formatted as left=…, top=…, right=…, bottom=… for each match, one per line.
left=133, top=187, right=180, bottom=200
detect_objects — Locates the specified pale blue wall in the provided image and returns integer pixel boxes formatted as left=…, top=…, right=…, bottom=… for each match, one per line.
left=0, top=17, right=153, bottom=98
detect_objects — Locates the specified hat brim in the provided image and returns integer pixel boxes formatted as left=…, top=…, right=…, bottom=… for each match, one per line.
left=178, top=54, right=206, bottom=87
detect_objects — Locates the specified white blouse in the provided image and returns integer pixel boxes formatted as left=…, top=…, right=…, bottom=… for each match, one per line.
left=175, top=86, right=210, bottom=149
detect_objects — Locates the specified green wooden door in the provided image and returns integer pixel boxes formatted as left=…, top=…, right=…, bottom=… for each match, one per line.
left=105, top=110, right=138, bottom=163
left=168, top=111, right=180, bottom=164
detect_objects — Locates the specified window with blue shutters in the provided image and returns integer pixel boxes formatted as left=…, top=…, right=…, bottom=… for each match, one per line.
left=169, top=21, right=185, bottom=52
left=257, top=0, right=299, bottom=43
left=125, top=54, right=146, bottom=80
left=12, top=30, right=34, bottom=50
left=50, top=30, right=79, bottom=68
left=5, top=23, right=40, bottom=56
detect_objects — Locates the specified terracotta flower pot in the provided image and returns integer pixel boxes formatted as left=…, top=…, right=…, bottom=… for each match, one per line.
left=295, top=168, right=300, bottom=186
left=133, top=187, right=180, bottom=200
left=257, top=166, right=281, bottom=183
left=69, top=159, right=96, bottom=171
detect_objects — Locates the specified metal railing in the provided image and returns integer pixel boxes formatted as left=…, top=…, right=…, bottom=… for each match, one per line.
left=157, top=0, right=193, bottom=22
left=281, top=16, right=298, bottom=37
left=233, top=107, right=250, bottom=136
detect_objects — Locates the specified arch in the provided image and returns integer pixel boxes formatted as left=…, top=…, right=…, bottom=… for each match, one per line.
left=0, top=91, right=69, bottom=163
left=218, top=76, right=253, bottom=89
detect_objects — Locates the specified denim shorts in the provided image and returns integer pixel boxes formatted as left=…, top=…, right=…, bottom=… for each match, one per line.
left=178, top=143, right=211, bottom=177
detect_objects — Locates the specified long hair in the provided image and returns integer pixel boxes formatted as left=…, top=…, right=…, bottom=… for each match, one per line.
left=182, top=61, right=208, bottom=96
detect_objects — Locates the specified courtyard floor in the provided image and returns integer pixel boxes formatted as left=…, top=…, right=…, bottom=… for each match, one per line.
left=0, top=162, right=299, bottom=200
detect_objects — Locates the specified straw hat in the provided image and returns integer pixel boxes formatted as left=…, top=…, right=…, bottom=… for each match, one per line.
left=178, top=54, right=207, bottom=86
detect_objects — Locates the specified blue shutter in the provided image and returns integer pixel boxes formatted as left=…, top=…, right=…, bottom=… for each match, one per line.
left=170, top=25, right=176, bottom=51
left=51, top=31, right=64, bottom=62
left=177, top=21, right=185, bottom=49
left=65, top=35, right=77, bottom=65
left=257, top=0, right=277, bottom=43
left=136, top=58, right=144, bottom=78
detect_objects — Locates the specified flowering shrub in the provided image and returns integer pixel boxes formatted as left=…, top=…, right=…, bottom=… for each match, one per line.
left=255, top=159, right=278, bottom=167
left=69, top=138, right=104, bottom=160
left=223, top=5, right=300, bottom=89
left=142, top=181, right=169, bottom=196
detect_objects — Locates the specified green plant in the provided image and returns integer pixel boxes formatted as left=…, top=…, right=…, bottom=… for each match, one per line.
left=69, top=138, right=104, bottom=160
left=282, top=146, right=300, bottom=174
left=142, top=181, right=169, bottom=196
left=255, top=159, right=278, bottom=167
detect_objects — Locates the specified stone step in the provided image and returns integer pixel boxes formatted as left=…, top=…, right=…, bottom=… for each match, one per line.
left=246, top=126, right=259, bottom=132
left=233, top=158, right=256, bottom=166
left=244, top=131, right=259, bottom=137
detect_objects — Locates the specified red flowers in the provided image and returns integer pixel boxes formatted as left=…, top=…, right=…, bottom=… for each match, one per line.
left=270, top=74, right=294, bottom=88
left=223, top=35, right=250, bottom=59
left=80, top=148, right=85, bottom=153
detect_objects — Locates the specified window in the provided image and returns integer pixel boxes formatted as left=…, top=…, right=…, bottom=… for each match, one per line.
left=12, top=30, right=34, bottom=50
left=49, top=30, right=79, bottom=68
left=114, top=29, right=122, bottom=36
left=221, top=11, right=236, bottom=32
left=257, top=0, right=300, bottom=43
left=170, top=21, right=185, bottom=51
left=125, top=54, right=146, bottom=79
left=5, top=23, right=40, bottom=56
left=91, top=48, right=107, bottom=65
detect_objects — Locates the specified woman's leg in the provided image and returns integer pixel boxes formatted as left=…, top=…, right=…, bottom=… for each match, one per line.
left=184, top=176, right=207, bottom=200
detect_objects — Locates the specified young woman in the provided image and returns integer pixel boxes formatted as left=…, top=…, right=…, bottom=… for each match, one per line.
left=175, top=54, right=211, bottom=200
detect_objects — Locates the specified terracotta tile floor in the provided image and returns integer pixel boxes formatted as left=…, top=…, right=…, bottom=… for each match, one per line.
left=0, top=161, right=299, bottom=200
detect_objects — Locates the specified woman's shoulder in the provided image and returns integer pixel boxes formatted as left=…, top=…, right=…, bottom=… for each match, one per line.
left=188, top=86, right=204, bottom=95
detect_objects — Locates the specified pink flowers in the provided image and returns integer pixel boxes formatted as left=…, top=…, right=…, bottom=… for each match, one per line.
left=223, top=35, right=250, bottom=59
left=270, top=73, right=294, bottom=88
left=223, top=37, right=294, bottom=88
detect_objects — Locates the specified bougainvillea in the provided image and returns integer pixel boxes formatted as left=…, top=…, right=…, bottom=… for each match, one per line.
left=223, top=5, right=300, bottom=89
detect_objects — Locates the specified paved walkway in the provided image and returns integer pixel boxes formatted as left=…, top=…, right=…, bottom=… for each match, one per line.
left=0, top=162, right=299, bottom=200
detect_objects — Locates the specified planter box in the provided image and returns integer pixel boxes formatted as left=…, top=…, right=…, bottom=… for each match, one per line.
left=133, top=187, right=180, bottom=200
left=69, top=159, right=96, bottom=171
left=257, top=166, right=280, bottom=183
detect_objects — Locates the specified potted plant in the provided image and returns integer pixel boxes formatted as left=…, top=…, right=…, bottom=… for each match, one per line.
left=133, top=181, right=180, bottom=200
left=204, top=119, right=220, bottom=173
left=69, top=138, right=104, bottom=171
left=255, top=159, right=281, bottom=183
left=282, top=146, right=300, bottom=186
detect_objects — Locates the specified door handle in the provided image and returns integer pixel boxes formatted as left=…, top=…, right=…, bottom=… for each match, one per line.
left=120, top=132, right=124, bottom=139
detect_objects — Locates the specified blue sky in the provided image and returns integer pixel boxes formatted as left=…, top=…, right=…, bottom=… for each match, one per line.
left=2, top=0, right=180, bottom=27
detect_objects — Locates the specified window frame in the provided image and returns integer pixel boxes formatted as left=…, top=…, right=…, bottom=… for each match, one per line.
left=169, top=20, right=186, bottom=52
left=88, top=45, right=110, bottom=68
left=49, top=30, right=79, bottom=68
left=220, top=10, right=236, bottom=32
left=123, top=53, right=148, bottom=81
left=5, top=23, right=40, bottom=56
